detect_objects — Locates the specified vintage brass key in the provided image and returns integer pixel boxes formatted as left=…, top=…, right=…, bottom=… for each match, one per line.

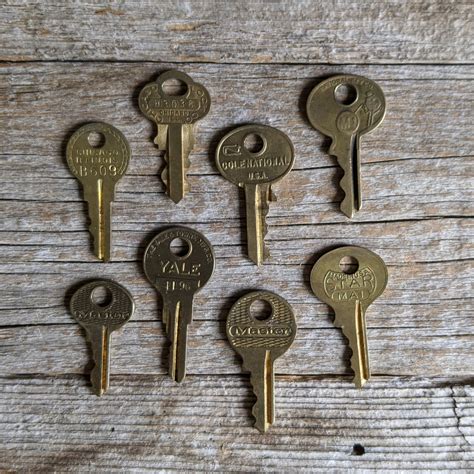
left=70, top=280, right=135, bottom=396
left=139, top=70, right=211, bottom=203
left=307, top=75, right=386, bottom=218
left=310, top=246, right=388, bottom=388
left=143, top=227, right=215, bottom=383
left=66, top=122, right=130, bottom=261
left=226, top=291, right=296, bottom=432
left=216, top=124, right=294, bottom=265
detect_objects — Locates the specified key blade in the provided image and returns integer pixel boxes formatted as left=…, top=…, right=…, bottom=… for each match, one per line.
left=167, top=297, right=193, bottom=383
left=164, top=124, right=192, bottom=203
left=86, top=325, right=112, bottom=396
left=335, top=302, right=370, bottom=388
left=330, top=132, right=360, bottom=218
left=83, top=181, right=114, bottom=262
left=243, top=351, right=274, bottom=432
left=244, top=183, right=270, bottom=266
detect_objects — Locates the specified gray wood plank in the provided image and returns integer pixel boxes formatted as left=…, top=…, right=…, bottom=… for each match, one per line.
left=0, top=375, right=472, bottom=471
left=1, top=1, right=472, bottom=64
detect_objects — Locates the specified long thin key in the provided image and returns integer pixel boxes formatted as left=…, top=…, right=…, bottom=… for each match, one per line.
left=143, top=227, right=215, bottom=383
left=139, top=70, right=210, bottom=203
left=66, top=123, right=130, bottom=261
left=69, top=280, right=135, bottom=396
left=216, top=124, right=294, bottom=265
left=310, top=246, right=388, bottom=387
left=226, top=291, right=296, bottom=432
left=307, top=75, right=386, bottom=218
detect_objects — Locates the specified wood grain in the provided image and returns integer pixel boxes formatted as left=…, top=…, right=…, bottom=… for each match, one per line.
left=0, top=0, right=473, bottom=470
left=0, top=376, right=472, bottom=471
left=0, top=0, right=472, bottom=64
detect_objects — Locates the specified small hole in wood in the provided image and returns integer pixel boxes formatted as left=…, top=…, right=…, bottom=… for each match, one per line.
left=352, top=443, right=365, bottom=456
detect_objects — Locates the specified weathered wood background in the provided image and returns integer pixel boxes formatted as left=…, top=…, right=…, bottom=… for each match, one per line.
left=1, top=0, right=473, bottom=471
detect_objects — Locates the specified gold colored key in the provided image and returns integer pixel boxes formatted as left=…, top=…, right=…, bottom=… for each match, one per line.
left=139, top=70, right=211, bottom=203
left=69, top=280, right=135, bottom=396
left=143, top=227, right=215, bottom=383
left=66, top=122, right=130, bottom=261
left=226, top=291, right=297, bottom=432
left=307, top=75, right=386, bottom=218
left=310, top=246, right=388, bottom=388
left=216, top=124, right=294, bottom=265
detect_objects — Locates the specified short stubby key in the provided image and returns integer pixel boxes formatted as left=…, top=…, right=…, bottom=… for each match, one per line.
left=310, top=246, right=388, bottom=388
left=69, top=279, right=135, bottom=396
left=66, top=122, right=130, bottom=261
left=226, top=291, right=297, bottom=432
left=139, top=70, right=211, bottom=203
left=216, top=124, right=294, bottom=265
left=306, top=75, right=386, bottom=218
left=143, top=227, right=215, bottom=383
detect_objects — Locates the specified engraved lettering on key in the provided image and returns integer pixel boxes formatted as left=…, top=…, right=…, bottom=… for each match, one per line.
left=306, top=75, right=386, bottom=218
left=66, top=123, right=130, bottom=262
left=216, top=124, right=295, bottom=265
left=69, top=280, right=135, bottom=396
left=226, top=291, right=297, bottom=432
left=310, top=246, right=388, bottom=388
left=139, top=70, right=211, bottom=203
left=143, top=227, right=215, bottom=383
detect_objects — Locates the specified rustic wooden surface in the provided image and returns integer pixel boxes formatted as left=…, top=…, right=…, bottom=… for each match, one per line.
left=0, top=0, right=473, bottom=471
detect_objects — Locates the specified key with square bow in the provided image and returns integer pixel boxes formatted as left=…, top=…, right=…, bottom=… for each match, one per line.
left=70, top=280, right=135, bottom=396
left=310, top=246, right=388, bottom=388
left=226, top=291, right=296, bottom=432
left=66, top=122, right=130, bottom=261
left=143, top=227, right=215, bottom=383
left=139, top=70, right=211, bottom=203
left=307, top=75, right=386, bottom=218
left=216, top=124, right=294, bottom=265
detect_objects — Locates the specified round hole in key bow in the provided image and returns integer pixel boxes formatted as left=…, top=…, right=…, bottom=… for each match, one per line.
left=162, top=78, right=188, bottom=96
left=339, top=256, right=359, bottom=274
left=87, top=131, right=106, bottom=148
left=249, top=299, right=273, bottom=321
left=91, top=285, right=113, bottom=307
left=169, top=237, right=191, bottom=258
left=334, top=83, right=358, bottom=106
left=243, top=133, right=266, bottom=154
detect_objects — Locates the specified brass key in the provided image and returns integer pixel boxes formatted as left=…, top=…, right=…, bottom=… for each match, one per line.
left=310, top=246, right=388, bottom=388
left=307, top=75, right=386, bottom=218
left=139, top=70, right=211, bottom=203
left=69, top=280, right=135, bottom=396
left=143, top=227, right=215, bottom=383
left=216, top=124, right=294, bottom=265
left=226, top=291, right=296, bottom=432
left=66, top=122, right=130, bottom=261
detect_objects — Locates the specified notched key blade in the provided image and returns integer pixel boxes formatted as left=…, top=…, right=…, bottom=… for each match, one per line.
left=66, top=122, right=130, bottom=262
left=69, top=280, right=135, bottom=396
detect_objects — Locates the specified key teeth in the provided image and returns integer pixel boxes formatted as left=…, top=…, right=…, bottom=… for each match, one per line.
left=243, top=361, right=269, bottom=433
left=161, top=154, right=191, bottom=201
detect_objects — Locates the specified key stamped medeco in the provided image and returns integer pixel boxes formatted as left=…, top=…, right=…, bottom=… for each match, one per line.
left=226, top=290, right=296, bottom=432
left=69, top=279, right=135, bottom=396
